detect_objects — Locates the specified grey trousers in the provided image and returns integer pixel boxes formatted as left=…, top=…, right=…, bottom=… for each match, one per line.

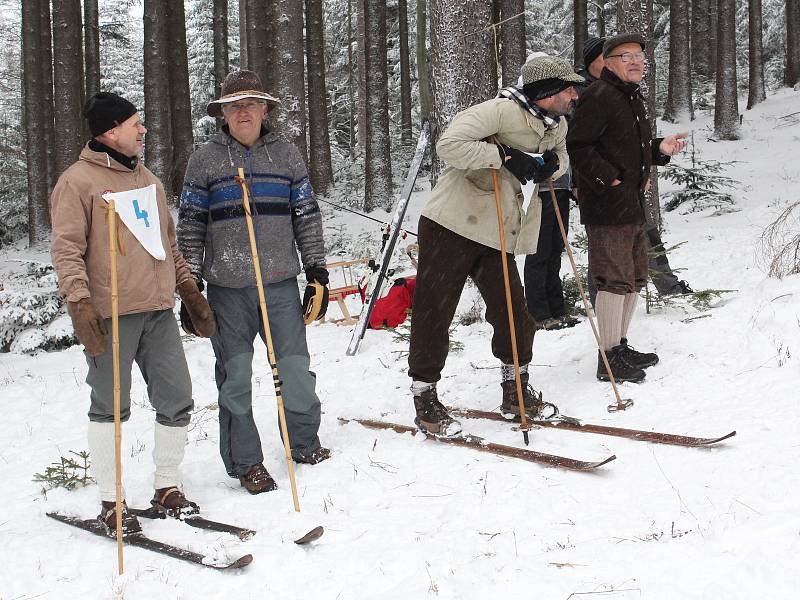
left=85, top=309, right=193, bottom=426
left=207, top=279, right=322, bottom=477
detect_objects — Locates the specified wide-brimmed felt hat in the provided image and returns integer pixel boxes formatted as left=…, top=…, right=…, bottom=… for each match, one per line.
left=207, top=70, right=281, bottom=117
left=520, top=55, right=585, bottom=101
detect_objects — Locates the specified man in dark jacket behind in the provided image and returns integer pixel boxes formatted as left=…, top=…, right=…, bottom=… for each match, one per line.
left=567, top=34, right=687, bottom=383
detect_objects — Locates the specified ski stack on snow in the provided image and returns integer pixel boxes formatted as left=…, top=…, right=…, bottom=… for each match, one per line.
left=346, top=121, right=431, bottom=356
left=338, top=417, right=616, bottom=471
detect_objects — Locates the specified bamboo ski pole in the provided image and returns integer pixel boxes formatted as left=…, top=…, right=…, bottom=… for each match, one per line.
left=546, top=179, right=633, bottom=412
left=490, top=168, right=531, bottom=445
left=235, top=168, right=301, bottom=512
left=107, top=200, right=125, bottom=574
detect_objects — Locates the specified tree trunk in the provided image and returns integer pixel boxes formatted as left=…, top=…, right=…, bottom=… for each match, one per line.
left=617, top=0, right=662, bottom=230
left=398, top=0, right=413, bottom=144
left=692, top=0, right=716, bottom=82
left=573, top=0, right=588, bottom=69
left=747, top=0, right=766, bottom=108
left=786, top=0, right=800, bottom=87
left=347, top=0, right=356, bottom=155
left=143, top=0, right=173, bottom=193
left=305, top=0, right=334, bottom=193
left=416, top=0, right=432, bottom=122
left=51, top=0, right=85, bottom=181
left=596, top=0, right=606, bottom=37
left=40, top=0, right=56, bottom=195
left=499, top=0, right=526, bottom=86
left=356, top=0, right=367, bottom=146
left=246, top=0, right=273, bottom=90
left=664, top=0, right=693, bottom=122
left=363, top=0, right=392, bottom=211
left=167, top=0, right=194, bottom=200
left=714, top=0, right=740, bottom=139
left=429, top=0, right=495, bottom=182
left=83, top=0, right=100, bottom=100
left=272, top=0, right=307, bottom=159
left=22, top=0, right=50, bottom=243
left=239, top=0, right=248, bottom=68
left=213, top=0, right=229, bottom=99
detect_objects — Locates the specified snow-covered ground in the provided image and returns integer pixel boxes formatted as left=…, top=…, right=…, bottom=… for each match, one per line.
left=2, top=90, right=799, bottom=599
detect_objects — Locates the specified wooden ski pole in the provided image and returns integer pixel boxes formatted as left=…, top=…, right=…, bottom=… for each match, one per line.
left=235, top=168, right=301, bottom=512
left=106, top=199, right=125, bottom=574
left=490, top=167, right=531, bottom=445
left=546, top=179, right=633, bottom=412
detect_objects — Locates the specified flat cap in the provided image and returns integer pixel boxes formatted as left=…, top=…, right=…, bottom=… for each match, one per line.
left=602, top=33, right=646, bottom=57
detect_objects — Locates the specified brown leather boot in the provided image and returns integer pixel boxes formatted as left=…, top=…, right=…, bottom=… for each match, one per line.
left=239, top=464, right=278, bottom=495
left=413, top=385, right=462, bottom=437
left=98, top=500, right=142, bottom=536
left=152, top=487, right=200, bottom=518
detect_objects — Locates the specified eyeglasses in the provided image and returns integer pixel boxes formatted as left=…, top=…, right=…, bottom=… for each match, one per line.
left=222, top=101, right=267, bottom=113
left=607, top=52, right=647, bottom=63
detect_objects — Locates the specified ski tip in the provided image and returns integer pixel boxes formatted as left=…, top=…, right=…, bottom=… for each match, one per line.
left=586, top=454, right=617, bottom=470
left=223, top=553, right=254, bottom=569
left=705, top=430, right=737, bottom=445
left=294, top=526, right=324, bottom=545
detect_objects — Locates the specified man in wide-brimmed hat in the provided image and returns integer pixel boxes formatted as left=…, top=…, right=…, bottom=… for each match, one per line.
left=177, top=71, right=331, bottom=495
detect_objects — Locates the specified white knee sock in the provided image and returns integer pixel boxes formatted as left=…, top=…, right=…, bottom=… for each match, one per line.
left=88, top=421, right=122, bottom=502
left=153, top=423, right=188, bottom=490
left=621, top=293, right=638, bottom=339
left=596, top=291, right=625, bottom=351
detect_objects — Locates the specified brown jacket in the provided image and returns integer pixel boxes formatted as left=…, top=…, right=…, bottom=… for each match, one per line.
left=51, top=144, right=192, bottom=318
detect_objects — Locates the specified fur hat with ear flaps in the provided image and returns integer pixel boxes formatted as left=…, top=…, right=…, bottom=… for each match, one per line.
left=206, top=70, right=281, bottom=117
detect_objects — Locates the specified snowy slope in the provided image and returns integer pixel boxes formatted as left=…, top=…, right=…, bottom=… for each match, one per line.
left=1, top=89, right=799, bottom=599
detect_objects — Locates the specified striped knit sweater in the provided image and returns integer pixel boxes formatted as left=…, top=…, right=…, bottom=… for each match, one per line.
left=177, top=127, right=325, bottom=288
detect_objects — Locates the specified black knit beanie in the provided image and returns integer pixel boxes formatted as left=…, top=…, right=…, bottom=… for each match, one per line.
left=83, top=92, right=138, bottom=137
left=583, top=36, right=606, bottom=68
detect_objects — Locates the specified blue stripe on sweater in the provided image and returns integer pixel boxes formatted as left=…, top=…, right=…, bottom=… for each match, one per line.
left=209, top=182, right=291, bottom=206
left=208, top=172, right=293, bottom=188
left=180, top=189, right=209, bottom=208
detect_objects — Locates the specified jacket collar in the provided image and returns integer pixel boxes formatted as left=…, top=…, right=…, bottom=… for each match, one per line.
left=600, top=67, right=641, bottom=96
left=80, top=141, right=141, bottom=172
left=216, top=124, right=278, bottom=150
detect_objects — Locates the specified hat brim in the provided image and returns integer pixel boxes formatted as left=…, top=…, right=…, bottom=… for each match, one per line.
left=559, top=73, right=587, bottom=84
left=207, top=92, right=281, bottom=117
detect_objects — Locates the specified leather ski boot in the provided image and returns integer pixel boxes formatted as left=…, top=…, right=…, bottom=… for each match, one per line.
left=597, top=345, right=646, bottom=383
left=99, top=500, right=142, bottom=536
left=152, top=487, right=200, bottom=518
left=413, top=384, right=462, bottom=437
left=293, top=446, right=332, bottom=465
left=500, top=372, right=557, bottom=419
left=239, top=463, right=278, bottom=495
left=619, top=337, right=659, bottom=368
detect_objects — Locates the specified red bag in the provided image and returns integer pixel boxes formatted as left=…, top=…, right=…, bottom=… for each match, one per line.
left=369, top=277, right=416, bottom=329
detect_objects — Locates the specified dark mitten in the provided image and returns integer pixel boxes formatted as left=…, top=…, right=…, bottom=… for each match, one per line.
left=303, top=266, right=330, bottom=322
left=67, top=298, right=108, bottom=356
left=532, top=149, right=560, bottom=183
left=177, top=279, right=216, bottom=337
left=498, top=144, right=540, bottom=183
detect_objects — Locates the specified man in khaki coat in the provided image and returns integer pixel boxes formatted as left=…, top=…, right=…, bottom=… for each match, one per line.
left=409, top=55, right=583, bottom=436
left=51, top=92, right=216, bottom=535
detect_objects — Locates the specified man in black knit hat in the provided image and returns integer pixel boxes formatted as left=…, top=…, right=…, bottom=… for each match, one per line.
left=50, top=92, right=215, bottom=535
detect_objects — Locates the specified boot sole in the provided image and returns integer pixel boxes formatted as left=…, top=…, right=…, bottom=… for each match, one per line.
left=596, top=374, right=645, bottom=383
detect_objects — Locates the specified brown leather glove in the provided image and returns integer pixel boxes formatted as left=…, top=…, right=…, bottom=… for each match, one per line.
left=177, top=279, right=216, bottom=337
left=67, top=298, right=108, bottom=356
